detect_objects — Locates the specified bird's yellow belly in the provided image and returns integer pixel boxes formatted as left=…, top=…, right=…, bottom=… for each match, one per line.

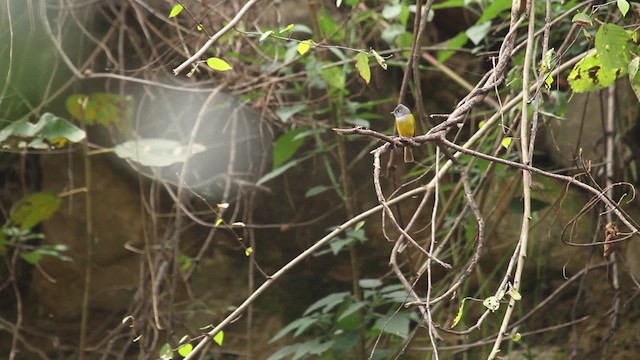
left=396, top=118, right=414, bottom=137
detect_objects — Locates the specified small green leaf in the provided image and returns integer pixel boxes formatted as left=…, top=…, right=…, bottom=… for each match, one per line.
left=259, top=30, right=273, bottom=42
left=476, top=0, right=511, bottom=23
left=507, top=285, right=522, bottom=301
left=272, top=129, right=305, bottom=169
left=298, top=40, right=312, bottom=55
left=617, top=0, right=630, bottom=16
left=245, top=247, right=253, bottom=256
left=354, top=220, right=365, bottom=231
left=511, top=332, right=522, bottom=341
left=169, top=4, right=184, bottom=18
left=483, top=296, right=500, bottom=312
left=437, top=32, right=468, bottom=63
left=206, top=57, right=233, bottom=71
left=159, top=343, right=173, bottom=359
left=257, top=160, right=298, bottom=185
left=275, top=104, right=306, bottom=123
left=114, top=139, right=206, bottom=167
left=355, top=52, right=371, bottom=84
left=501, top=137, right=512, bottom=149
left=451, top=299, right=466, bottom=328
left=11, top=192, right=61, bottom=231
left=197, top=24, right=203, bottom=31
left=572, top=12, right=592, bottom=26
left=466, top=21, right=491, bottom=45
left=305, top=185, right=332, bottom=198
left=279, top=24, right=294, bottom=33
left=359, top=279, right=383, bottom=288
left=177, top=343, right=193, bottom=357
left=213, top=330, right=224, bottom=346
left=215, top=218, right=223, bottom=227
left=321, top=66, right=345, bottom=90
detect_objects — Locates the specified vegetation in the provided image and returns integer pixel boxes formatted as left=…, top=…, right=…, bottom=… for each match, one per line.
left=1, top=0, right=639, bottom=359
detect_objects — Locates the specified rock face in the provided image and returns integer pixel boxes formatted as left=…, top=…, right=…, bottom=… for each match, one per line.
left=30, top=151, right=144, bottom=319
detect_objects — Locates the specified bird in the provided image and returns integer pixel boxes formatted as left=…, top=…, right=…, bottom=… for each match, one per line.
left=391, top=104, right=415, bottom=163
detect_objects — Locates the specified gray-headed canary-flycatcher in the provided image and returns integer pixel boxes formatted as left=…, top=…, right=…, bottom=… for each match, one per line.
left=391, top=104, right=415, bottom=163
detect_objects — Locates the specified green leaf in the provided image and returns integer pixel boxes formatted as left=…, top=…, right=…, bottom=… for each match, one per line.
left=297, top=40, right=312, bottom=55
left=11, top=192, right=61, bottom=231
left=259, top=30, right=273, bottom=41
left=374, top=312, right=410, bottom=338
left=355, top=53, right=371, bottom=84
left=65, top=93, right=133, bottom=132
left=571, top=12, right=592, bottom=26
left=0, top=113, right=86, bottom=149
left=305, top=185, right=332, bottom=198
left=358, top=279, right=382, bottom=288
left=114, top=139, right=206, bottom=167
left=159, top=343, right=173, bottom=360
left=272, top=129, right=305, bottom=169
left=508, top=286, right=522, bottom=301
left=169, top=4, right=184, bottom=18
left=629, top=57, right=640, bottom=102
left=213, top=330, right=224, bottom=346
left=320, top=66, right=345, bottom=90
left=431, top=0, right=464, bottom=9
left=476, top=0, right=511, bottom=23
left=617, top=0, right=630, bottom=16
left=466, top=21, right=491, bottom=45
left=337, top=301, right=367, bottom=321
left=177, top=344, right=193, bottom=357
left=501, top=137, right=512, bottom=149
left=381, top=24, right=405, bottom=44
left=279, top=24, right=294, bottom=33
left=206, top=57, right=233, bottom=71
left=437, top=32, right=468, bottom=63
left=244, top=247, right=253, bottom=256
left=595, top=23, right=631, bottom=70
left=303, top=292, right=350, bottom=315
left=270, top=317, right=315, bottom=342
left=568, top=51, right=626, bottom=93
left=257, top=160, right=299, bottom=185
left=512, top=332, right=522, bottom=341
left=451, top=299, right=466, bottom=328
left=318, top=9, right=344, bottom=41
left=275, top=104, right=306, bottom=123
left=382, top=4, right=402, bottom=19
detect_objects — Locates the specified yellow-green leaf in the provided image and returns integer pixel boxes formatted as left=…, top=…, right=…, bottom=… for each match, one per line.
left=177, top=344, right=193, bottom=357
left=279, top=24, right=294, bottom=33
left=213, top=330, right=224, bottom=346
left=571, top=12, right=592, bottom=26
left=206, top=57, right=233, bottom=71
left=298, top=40, right=311, bottom=55
left=355, top=53, right=371, bottom=84
left=169, top=4, right=184, bottom=18
left=259, top=30, right=273, bottom=42
left=11, top=192, right=61, bottom=231
left=511, top=332, right=522, bottom=341
left=507, top=286, right=522, bottom=301
left=215, top=218, right=224, bottom=227
left=501, top=137, right=512, bottom=149
left=197, top=24, right=203, bottom=31
left=450, top=299, right=466, bottom=328
left=617, top=0, right=630, bottom=16
left=245, top=247, right=253, bottom=256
